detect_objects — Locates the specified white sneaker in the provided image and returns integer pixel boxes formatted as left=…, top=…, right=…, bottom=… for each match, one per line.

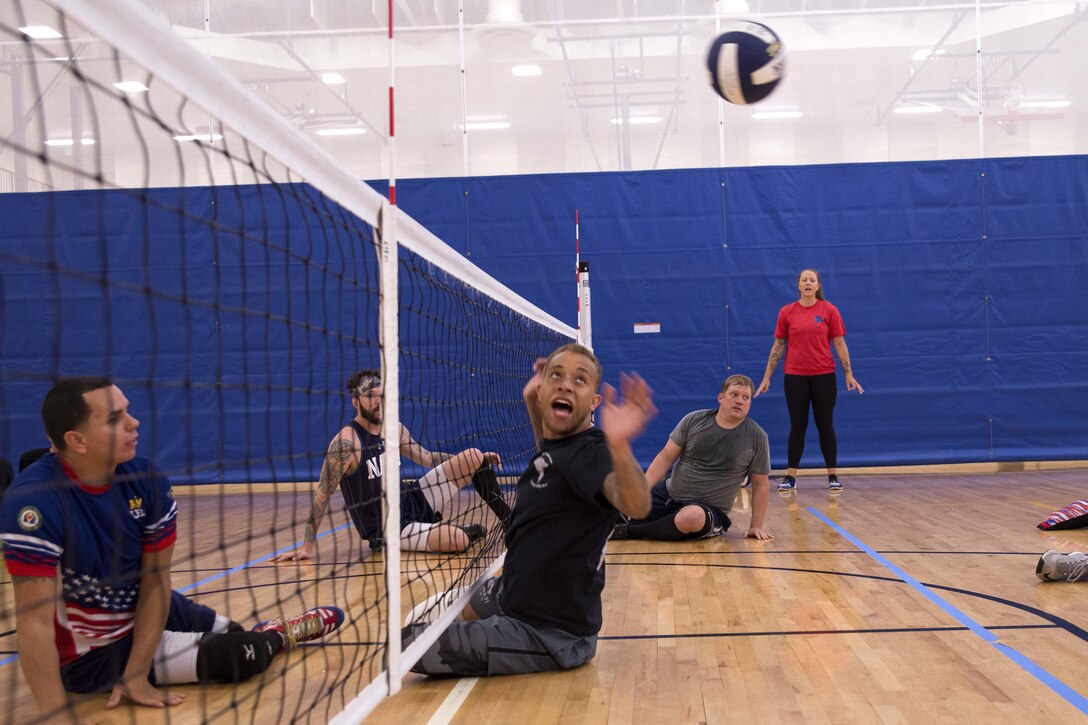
left=1036, top=550, right=1088, bottom=582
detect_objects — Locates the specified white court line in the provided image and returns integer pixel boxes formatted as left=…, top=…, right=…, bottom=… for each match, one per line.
left=426, top=677, right=480, bottom=725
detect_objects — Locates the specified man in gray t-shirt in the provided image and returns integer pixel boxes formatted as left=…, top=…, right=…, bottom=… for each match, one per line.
left=613, top=374, right=774, bottom=542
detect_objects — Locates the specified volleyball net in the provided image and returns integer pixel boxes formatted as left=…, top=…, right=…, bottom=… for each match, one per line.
left=0, top=1, right=574, bottom=722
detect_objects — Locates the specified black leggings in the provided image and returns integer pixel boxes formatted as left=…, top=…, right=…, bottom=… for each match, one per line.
left=784, top=373, right=837, bottom=469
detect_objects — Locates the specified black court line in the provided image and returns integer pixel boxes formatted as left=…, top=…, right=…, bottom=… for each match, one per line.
left=296, top=641, right=388, bottom=648
left=607, top=549, right=1048, bottom=557
left=600, top=623, right=1058, bottom=641
left=171, top=563, right=388, bottom=575
left=609, top=560, right=1088, bottom=644
left=0, top=550, right=1044, bottom=587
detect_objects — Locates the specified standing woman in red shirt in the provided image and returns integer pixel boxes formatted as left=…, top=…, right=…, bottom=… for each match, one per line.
left=755, top=269, right=863, bottom=492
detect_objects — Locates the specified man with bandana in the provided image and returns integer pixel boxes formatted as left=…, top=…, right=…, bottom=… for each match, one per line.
left=271, top=369, right=510, bottom=559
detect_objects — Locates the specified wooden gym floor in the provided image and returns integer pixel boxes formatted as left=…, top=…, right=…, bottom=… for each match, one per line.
left=2, top=465, right=1087, bottom=724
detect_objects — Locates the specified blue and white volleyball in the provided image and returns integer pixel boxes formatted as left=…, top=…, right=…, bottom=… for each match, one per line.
left=707, top=21, right=786, bottom=105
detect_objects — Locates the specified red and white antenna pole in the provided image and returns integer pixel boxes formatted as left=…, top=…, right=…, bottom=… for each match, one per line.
left=387, top=0, right=396, bottom=206
left=381, top=0, right=404, bottom=697
left=575, top=208, right=580, bottom=314
left=576, top=210, right=592, bottom=349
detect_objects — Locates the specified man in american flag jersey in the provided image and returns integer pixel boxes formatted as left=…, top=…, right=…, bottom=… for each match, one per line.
left=1, top=377, right=344, bottom=723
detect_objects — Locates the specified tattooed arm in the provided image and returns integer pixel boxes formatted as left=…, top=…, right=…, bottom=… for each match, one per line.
left=270, top=429, right=359, bottom=562
left=756, top=338, right=787, bottom=396
left=832, top=336, right=863, bottom=393
left=398, top=425, right=452, bottom=468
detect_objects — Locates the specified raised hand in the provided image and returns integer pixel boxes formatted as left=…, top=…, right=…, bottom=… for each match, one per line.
left=522, top=357, right=547, bottom=402
left=599, top=372, right=657, bottom=446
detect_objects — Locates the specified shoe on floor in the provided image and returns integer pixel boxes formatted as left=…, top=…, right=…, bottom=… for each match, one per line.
left=253, top=605, right=345, bottom=649
left=776, top=475, right=797, bottom=492
left=1036, top=550, right=1088, bottom=582
left=460, top=523, right=486, bottom=543
left=828, top=475, right=843, bottom=492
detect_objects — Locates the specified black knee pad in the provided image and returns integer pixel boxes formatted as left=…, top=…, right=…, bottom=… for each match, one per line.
left=472, top=461, right=511, bottom=523
left=196, top=631, right=279, bottom=683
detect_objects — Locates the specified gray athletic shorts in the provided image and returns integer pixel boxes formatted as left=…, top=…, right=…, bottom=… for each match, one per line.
left=404, top=576, right=598, bottom=677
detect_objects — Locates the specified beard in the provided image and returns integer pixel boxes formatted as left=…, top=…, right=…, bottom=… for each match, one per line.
left=358, top=406, right=381, bottom=426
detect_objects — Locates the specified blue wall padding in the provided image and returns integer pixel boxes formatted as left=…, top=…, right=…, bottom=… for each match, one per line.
left=2, top=155, right=1086, bottom=482
left=384, top=156, right=1088, bottom=467
left=1, top=185, right=379, bottom=483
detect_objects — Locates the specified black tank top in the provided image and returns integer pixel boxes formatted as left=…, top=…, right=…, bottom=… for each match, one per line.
left=339, top=420, right=439, bottom=550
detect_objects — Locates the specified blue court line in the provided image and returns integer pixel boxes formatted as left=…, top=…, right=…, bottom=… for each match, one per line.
left=177, top=521, right=353, bottom=593
left=0, top=522, right=353, bottom=668
left=809, top=507, right=1088, bottom=716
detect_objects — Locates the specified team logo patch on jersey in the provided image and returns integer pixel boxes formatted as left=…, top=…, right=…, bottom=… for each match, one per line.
left=18, top=506, right=42, bottom=531
left=128, top=496, right=146, bottom=520
left=529, top=452, right=553, bottom=488
left=815, top=315, right=824, bottom=324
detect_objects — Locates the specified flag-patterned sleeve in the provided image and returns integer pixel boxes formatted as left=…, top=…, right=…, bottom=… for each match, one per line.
left=0, top=482, right=63, bottom=578
left=141, top=465, right=177, bottom=553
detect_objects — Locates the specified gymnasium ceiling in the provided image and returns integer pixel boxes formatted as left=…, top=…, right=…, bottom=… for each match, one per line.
left=2, top=0, right=1087, bottom=186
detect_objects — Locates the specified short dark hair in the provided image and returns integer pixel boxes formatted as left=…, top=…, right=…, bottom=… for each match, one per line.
left=41, top=376, right=114, bottom=451
left=545, top=343, right=603, bottom=388
left=346, top=369, right=381, bottom=397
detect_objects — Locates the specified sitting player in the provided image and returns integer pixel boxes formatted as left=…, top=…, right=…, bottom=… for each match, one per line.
left=271, top=369, right=511, bottom=561
left=612, top=374, right=773, bottom=542
left=403, top=344, right=656, bottom=676
left=0, top=377, right=343, bottom=723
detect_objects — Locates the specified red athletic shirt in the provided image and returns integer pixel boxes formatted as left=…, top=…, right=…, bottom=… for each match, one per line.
left=774, top=300, right=846, bottom=376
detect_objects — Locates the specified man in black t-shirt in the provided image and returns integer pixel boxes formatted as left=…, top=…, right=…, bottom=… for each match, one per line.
left=403, top=343, right=656, bottom=676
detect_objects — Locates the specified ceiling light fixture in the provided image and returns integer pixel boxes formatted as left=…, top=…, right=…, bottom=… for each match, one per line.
left=611, top=116, right=663, bottom=125
left=19, top=25, right=62, bottom=39
left=892, top=105, right=943, bottom=115
left=173, top=133, right=224, bottom=142
left=512, top=65, right=541, bottom=77
left=751, top=110, right=804, bottom=120
left=315, top=127, right=366, bottom=136
left=45, top=138, right=95, bottom=146
left=321, top=73, right=346, bottom=85
left=912, top=48, right=946, bottom=61
left=113, top=81, right=149, bottom=93
left=1019, top=100, right=1070, bottom=109
left=462, top=121, right=511, bottom=131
